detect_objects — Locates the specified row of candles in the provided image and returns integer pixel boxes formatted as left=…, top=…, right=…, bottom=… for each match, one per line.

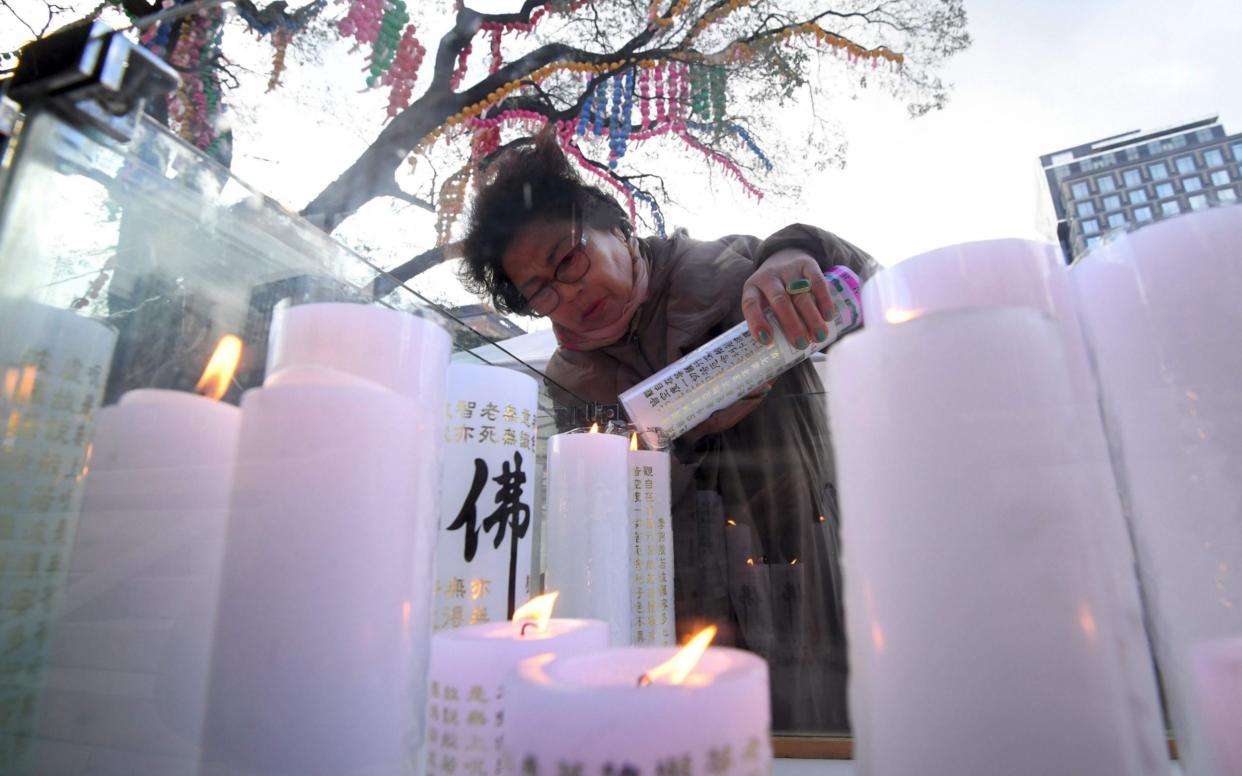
left=825, top=205, right=1242, bottom=776
left=13, top=298, right=742, bottom=775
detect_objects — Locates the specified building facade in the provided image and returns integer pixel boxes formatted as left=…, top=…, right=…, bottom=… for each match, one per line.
left=1040, top=116, right=1242, bottom=263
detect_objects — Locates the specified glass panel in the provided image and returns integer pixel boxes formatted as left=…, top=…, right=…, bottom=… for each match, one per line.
left=1107, top=212, right=1126, bottom=229
left=0, top=109, right=588, bottom=774
left=1103, top=194, right=1122, bottom=210
left=1081, top=218, right=1099, bottom=235
left=1188, top=194, right=1208, bottom=211
left=1204, top=148, right=1224, bottom=167
left=1133, top=205, right=1153, bottom=222
left=1096, top=174, right=1116, bottom=193
left=1122, top=169, right=1143, bottom=187
left=1149, top=161, right=1169, bottom=179
left=1161, top=199, right=1182, bottom=216
left=1156, top=182, right=1176, bottom=198
left=1129, top=188, right=1149, bottom=203
left=1071, top=181, right=1090, bottom=198
left=1174, top=155, right=1196, bottom=175
left=1076, top=200, right=1096, bottom=217
left=1219, top=187, right=1238, bottom=202
left=1183, top=176, right=1203, bottom=192
left=1210, top=169, right=1232, bottom=186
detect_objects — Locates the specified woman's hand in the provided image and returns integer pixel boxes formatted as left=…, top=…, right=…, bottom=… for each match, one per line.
left=740, top=248, right=835, bottom=347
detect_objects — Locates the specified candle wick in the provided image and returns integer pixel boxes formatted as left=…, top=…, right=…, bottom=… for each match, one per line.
left=519, top=621, right=537, bottom=636
left=636, top=673, right=653, bottom=687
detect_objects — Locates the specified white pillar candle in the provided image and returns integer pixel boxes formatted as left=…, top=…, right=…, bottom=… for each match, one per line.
left=1190, top=637, right=1242, bottom=776
left=424, top=595, right=608, bottom=776
left=203, top=307, right=449, bottom=775
left=502, top=637, right=771, bottom=775
left=33, top=382, right=241, bottom=771
left=627, top=437, right=675, bottom=646
left=827, top=307, right=1150, bottom=776
left=267, top=302, right=448, bottom=400
left=1071, top=205, right=1242, bottom=776
left=545, top=427, right=631, bottom=646
left=435, top=364, right=540, bottom=630
left=860, top=238, right=1167, bottom=772
left=0, top=299, right=116, bottom=764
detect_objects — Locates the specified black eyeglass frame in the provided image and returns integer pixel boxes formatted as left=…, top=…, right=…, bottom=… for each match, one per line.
left=513, top=216, right=591, bottom=317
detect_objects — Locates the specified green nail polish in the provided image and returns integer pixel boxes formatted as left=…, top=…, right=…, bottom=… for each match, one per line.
left=759, top=330, right=771, bottom=345
left=815, top=329, right=828, bottom=343
left=795, top=336, right=809, bottom=349
left=787, top=278, right=812, bottom=293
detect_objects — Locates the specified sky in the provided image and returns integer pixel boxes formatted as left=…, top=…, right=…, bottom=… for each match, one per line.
left=664, top=0, right=1242, bottom=266
left=4, top=0, right=1241, bottom=315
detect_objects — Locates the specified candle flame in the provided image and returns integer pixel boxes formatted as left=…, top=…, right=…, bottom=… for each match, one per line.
left=884, top=307, right=921, bottom=325
left=589, top=422, right=600, bottom=434
left=630, top=432, right=639, bottom=451
left=513, top=591, right=558, bottom=634
left=194, top=335, right=243, bottom=401
left=640, top=625, right=717, bottom=686
left=15, top=366, right=36, bottom=404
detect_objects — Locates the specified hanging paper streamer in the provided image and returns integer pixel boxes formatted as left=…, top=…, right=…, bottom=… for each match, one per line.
left=385, top=25, right=426, bottom=118
left=435, top=365, right=540, bottom=630
left=685, top=120, right=773, bottom=171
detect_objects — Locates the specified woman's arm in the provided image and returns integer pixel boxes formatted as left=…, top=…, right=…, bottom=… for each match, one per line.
left=741, top=224, right=878, bottom=348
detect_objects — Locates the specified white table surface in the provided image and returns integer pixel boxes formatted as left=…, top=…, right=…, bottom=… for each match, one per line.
left=774, top=757, right=1185, bottom=775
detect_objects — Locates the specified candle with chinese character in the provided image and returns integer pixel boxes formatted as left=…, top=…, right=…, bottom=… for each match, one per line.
left=435, top=364, right=540, bottom=631
left=0, top=299, right=116, bottom=764
left=204, top=304, right=450, bottom=775
left=424, top=593, right=608, bottom=776
left=861, top=239, right=1167, bottom=771
left=545, top=424, right=632, bottom=645
left=827, top=307, right=1155, bottom=775
left=32, top=335, right=241, bottom=771
left=627, top=433, right=675, bottom=646
left=502, top=626, right=771, bottom=775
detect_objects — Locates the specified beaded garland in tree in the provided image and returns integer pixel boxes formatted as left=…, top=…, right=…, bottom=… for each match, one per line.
left=416, top=9, right=905, bottom=242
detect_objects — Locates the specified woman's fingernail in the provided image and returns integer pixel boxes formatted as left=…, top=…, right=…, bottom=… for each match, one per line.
left=759, top=330, right=771, bottom=345
left=795, top=336, right=809, bottom=349
left=815, top=329, right=828, bottom=343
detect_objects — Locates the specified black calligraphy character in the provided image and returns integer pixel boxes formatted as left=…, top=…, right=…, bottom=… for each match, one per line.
left=447, top=459, right=489, bottom=563
left=482, top=451, right=531, bottom=619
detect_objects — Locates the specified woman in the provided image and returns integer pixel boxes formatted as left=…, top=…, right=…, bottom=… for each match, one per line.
left=461, top=133, right=877, bottom=732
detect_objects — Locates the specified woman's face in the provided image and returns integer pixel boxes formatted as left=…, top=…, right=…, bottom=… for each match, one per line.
left=501, top=217, right=636, bottom=332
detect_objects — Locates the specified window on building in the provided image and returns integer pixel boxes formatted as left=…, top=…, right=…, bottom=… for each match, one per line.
left=1204, top=148, right=1225, bottom=167
left=1085, top=236, right=1102, bottom=249
left=1231, top=142, right=1242, bottom=161
left=1134, top=206, right=1153, bottom=222
left=1211, top=169, right=1232, bottom=186
left=1096, top=174, right=1116, bottom=193
left=1183, top=176, right=1203, bottom=193
left=1122, top=169, right=1143, bottom=187
left=1107, top=212, right=1127, bottom=229
left=1161, top=200, right=1182, bottom=216
left=1130, top=188, right=1149, bottom=204
left=1081, top=218, right=1099, bottom=235
left=1189, top=194, right=1209, bottom=211
left=1219, top=188, right=1238, bottom=203
left=1070, top=181, right=1090, bottom=199
left=1076, top=201, right=1095, bottom=217
left=1197, top=128, right=1216, bottom=143
left=1149, top=162, right=1169, bottom=180
left=1155, top=182, right=1176, bottom=198
left=1103, top=194, right=1122, bottom=210
left=1175, top=155, right=1196, bottom=175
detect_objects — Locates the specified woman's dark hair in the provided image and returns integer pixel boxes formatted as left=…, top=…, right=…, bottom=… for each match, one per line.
left=460, top=128, right=633, bottom=315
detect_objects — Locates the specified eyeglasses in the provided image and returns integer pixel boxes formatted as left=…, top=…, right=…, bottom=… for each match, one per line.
left=515, top=219, right=591, bottom=317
